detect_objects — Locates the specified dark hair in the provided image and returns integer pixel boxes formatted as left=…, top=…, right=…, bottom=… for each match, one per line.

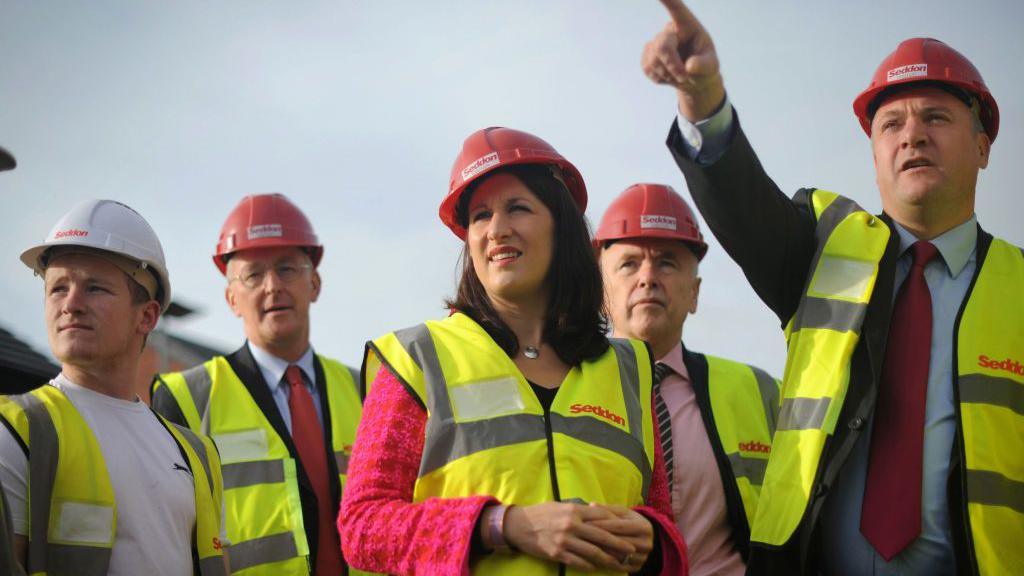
left=446, top=164, right=609, bottom=366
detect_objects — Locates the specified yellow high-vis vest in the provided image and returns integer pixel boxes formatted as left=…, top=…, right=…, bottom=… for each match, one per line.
left=703, top=355, right=780, bottom=529
left=750, top=190, right=1024, bottom=575
left=0, top=385, right=225, bottom=576
left=152, top=355, right=364, bottom=576
left=365, top=312, right=656, bottom=575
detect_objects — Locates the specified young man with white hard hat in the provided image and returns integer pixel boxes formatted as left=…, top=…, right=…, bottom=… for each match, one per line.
left=596, top=182, right=779, bottom=576
left=151, top=193, right=365, bottom=576
left=0, top=199, right=227, bottom=576
left=643, top=1, right=1022, bottom=574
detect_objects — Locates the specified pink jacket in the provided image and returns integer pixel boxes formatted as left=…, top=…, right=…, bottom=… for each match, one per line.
left=339, top=365, right=688, bottom=575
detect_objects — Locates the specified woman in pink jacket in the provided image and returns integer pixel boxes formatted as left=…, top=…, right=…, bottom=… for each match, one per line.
left=339, top=127, right=687, bottom=576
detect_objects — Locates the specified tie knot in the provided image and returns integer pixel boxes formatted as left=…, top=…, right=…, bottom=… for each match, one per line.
left=284, top=365, right=305, bottom=389
left=909, top=240, right=939, bottom=269
left=653, top=362, right=672, bottom=386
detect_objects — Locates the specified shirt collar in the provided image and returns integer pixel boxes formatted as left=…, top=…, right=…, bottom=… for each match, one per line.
left=892, top=215, right=977, bottom=279
left=656, top=341, right=690, bottom=383
left=247, top=341, right=316, bottom=387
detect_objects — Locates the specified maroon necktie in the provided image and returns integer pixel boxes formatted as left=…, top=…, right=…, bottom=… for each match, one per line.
left=861, top=240, right=939, bottom=560
left=285, top=365, right=343, bottom=575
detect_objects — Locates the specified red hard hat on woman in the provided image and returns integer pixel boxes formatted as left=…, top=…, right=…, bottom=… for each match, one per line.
left=440, top=127, right=587, bottom=239
left=594, top=183, right=707, bottom=261
left=213, top=193, right=323, bottom=275
left=852, top=37, right=999, bottom=142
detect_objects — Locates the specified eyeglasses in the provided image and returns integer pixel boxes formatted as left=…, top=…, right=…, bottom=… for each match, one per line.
left=230, top=262, right=312, bottom=289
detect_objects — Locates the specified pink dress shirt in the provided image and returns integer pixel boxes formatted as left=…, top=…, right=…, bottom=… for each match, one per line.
left=658, top=342, right=745, bottom=576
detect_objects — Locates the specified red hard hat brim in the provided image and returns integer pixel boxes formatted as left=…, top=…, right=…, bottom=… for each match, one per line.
left=852, top=38, right=999, bottom=142
left=440, top=153, right=587, bottom=240
left=853, top=79, right=999, bottom=142
left=213, top=245, right=323, bottom=275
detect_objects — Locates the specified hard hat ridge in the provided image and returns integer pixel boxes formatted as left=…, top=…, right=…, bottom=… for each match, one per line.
left=594, top=183, right=708, bottom=261
left=213, top=193, right=323, bottom=275
left=441, top=127, right=587, bottom=239
left=853, top=37, right=999, bottom=141
left=20, top=198, right=172, bottom=312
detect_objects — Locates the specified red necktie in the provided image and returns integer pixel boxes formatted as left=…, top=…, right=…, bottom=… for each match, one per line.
left=861, top=240, right=939, bottom=560
left=285, top=365, right=343, bottom=575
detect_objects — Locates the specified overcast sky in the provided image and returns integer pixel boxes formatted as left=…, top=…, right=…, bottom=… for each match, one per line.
left=2, top=1, right=1021, bottom=377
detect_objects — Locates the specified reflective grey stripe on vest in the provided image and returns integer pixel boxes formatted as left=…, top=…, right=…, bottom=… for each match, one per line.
left=228, top=531, right=299, bottom=573
left=959, top=373, right=1024, bottom=416
left=335, top=451, right=350, bottom=474
left=792, top=297, right=866, bottom=333
left=549, top=412, right=652, bottom=496
left=396, top=321, right=547, bottom=475
left=608, top=338, right=652, bottom=500
left=789, top=194, right=870, bottom=334
left=199, top=554, right=228, bottom=576
left=180, top=364, right=214, bottom=434
left=420, top=413, right=548, bottom=476
left=750, top=365, right=780, bottom=434
left=222, top=460, right=286, bottom=490
left=170, top=422, right=216, bottom=495
left=393, top=324, right=459, bottom=477
left=776, top=396, right=830, bottom=431
left=398, top=325, right=651, bottom=497
left=966, top=468, right=1024, bottom=514
left=10, top=393, right=112, bottom=576
left=726, top=452, right=768, bottom=485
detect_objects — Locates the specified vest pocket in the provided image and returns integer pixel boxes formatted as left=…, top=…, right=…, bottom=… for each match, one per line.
left=449, top=377, right=525, bottom=422
left=214, top=428, right=270, bottom=463
left=51, top=500, right=114, bottom=545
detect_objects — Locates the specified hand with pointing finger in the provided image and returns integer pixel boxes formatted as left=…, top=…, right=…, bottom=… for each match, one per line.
left=642, top=0, right=726, bottom=122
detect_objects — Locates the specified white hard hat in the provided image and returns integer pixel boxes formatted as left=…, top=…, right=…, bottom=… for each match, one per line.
left=21, top=199, right=172, bottom=312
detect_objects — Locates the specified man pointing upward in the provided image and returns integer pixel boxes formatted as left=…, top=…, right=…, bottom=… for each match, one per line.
left=643, top=1, right=1022, bottom=574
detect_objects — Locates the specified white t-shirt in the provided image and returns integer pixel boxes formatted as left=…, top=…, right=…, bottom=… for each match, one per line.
left=0, top=376, right=198, bottom=576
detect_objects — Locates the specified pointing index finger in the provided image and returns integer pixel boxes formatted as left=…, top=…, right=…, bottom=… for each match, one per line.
left=659, top=0, right=696, bottom=29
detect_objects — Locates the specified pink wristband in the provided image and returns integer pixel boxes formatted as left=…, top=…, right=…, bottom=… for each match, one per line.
left=485, top=505, right=512, bottom=553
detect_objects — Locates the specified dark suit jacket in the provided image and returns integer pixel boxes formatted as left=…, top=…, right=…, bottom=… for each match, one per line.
left=667, top=117, right=990, bottom=575
left=152, top=343, right=345, bottom=574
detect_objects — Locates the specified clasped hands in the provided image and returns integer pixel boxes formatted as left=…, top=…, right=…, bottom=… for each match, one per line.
left=493, top=501, right=654, bottom=573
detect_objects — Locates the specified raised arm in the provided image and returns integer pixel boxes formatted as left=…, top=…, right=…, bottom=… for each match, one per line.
left=643, top=0, right=818, bottom=323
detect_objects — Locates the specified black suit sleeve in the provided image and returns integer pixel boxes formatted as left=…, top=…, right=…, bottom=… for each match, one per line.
left=667, top=115, right=818, bottom=326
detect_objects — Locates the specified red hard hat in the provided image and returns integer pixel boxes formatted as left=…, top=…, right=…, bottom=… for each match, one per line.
left=213, top=193, right=323, bottom=275
left=853, top=37, right=999, bottom=142
left=441, top=127, right=587, bottom=239
left=594, top=183, right=707, bottom=261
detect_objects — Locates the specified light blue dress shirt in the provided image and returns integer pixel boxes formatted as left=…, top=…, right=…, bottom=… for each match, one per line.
left=248, top=341, right=325, bottom=433
left=678, top=107, right=977, bottom=573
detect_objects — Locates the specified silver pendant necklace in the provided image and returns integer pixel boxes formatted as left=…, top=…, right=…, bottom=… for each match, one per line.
left=523, top=346, right=540, bottom=359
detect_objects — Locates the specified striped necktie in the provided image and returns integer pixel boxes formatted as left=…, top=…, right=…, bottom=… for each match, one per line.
left=653, top=362, right=675, bottom=496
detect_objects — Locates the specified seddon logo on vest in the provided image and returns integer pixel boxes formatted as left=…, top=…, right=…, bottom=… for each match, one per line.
left=978, top=354, right=1024, bottom=376
left=738, top=441, right=770, bottom=456
left=570, top=403, right=625, bottom=427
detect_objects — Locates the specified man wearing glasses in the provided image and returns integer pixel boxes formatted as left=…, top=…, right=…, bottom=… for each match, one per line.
left=152, top=194, right=364, bottom=576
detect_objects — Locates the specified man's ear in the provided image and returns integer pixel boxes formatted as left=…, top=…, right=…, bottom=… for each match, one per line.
left=977, top=131, right=991, bottom=170
left=310, top=270, right=321, bottom=303
left=225, top=284, right=243, bottom=318
left=138, top=300, right=161, bottom=336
